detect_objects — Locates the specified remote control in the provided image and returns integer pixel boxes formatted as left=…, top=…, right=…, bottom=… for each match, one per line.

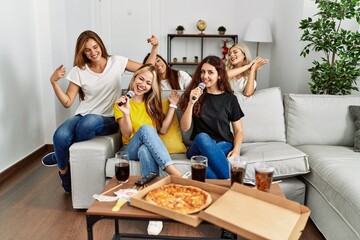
left=135, top=172, right=157, bottom=186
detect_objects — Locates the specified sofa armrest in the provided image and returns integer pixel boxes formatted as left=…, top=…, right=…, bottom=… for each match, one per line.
left=69, top=133, right=120, bottom=209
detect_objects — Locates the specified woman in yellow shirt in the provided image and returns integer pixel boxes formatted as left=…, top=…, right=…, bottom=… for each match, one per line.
left=114, top=64, right=182, bottom=177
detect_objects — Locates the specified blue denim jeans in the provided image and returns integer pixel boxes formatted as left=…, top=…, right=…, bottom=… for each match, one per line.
left=53, top=114, right=119, bottom=170
left=121, top=125, right=174, bottom=176
left=186, top=132, right=233, bottom=179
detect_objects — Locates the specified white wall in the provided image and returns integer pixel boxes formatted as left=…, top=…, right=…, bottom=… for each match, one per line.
left=0, top=0, right=359, bottom=172
left=0, top=0, right=49, bottom=171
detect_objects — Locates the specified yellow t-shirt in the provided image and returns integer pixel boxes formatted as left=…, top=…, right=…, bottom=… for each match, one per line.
left=113, top=99, right=186, bottom=153
left=114, top=100, right=154, bottom=144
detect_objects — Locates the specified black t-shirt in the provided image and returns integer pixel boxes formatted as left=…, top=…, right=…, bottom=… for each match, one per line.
left=191, top=92, right=244, bottom=142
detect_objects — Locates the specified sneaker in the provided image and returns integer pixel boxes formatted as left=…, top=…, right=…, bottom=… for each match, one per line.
left=221, top=228, right=237, bottom=239
left=42, top=152, right=57, bottom=167
left=58, top=168, right=71, bottom=193
left=147, top=221, right=163, bottom=235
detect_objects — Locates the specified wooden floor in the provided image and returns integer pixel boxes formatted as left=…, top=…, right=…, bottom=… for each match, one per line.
left=0, top=150, right=326, bottom=240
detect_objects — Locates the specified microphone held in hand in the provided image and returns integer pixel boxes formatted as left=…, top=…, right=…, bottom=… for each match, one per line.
left=192, top=82, right=205, bottom=101
left=118, top=90, right=135, bottom=106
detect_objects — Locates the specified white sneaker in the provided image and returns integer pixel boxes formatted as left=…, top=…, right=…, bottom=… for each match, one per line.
left=147, top=221, right=163, bottom=235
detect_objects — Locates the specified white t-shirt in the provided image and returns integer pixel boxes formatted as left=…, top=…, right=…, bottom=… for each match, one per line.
left=161, top=70, right=192, bottom=90
left=229, top=76, right=257, bottom=94
left=67, top=55, right=128, bottom=117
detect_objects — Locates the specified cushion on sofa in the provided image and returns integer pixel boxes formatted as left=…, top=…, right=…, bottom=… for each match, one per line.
left=349, top=105, right=360, bottom=152
left=241, top=142, right=309, bottom=180
left=284, top=94, right=360, bottom=146
left=236, top=87, right=286, bottom=143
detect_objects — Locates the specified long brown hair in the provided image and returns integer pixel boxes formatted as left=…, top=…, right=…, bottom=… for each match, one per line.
left=143, top=53, right=181, bottom=90
left=127, top=64, right=165, bottom=132
left=73, top=30, right=110, bottom=100
left=178, top=55, right=232, bottom=116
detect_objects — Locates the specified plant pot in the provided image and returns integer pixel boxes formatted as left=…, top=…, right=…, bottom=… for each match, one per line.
left=219, top=31, right=225, bottom=35
left=177, top=30, right=184, bottom=35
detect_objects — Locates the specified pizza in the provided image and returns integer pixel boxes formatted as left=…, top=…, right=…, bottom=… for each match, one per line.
left=145, top=184, right=212, bottom=214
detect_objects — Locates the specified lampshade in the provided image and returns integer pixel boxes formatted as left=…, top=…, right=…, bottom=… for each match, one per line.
left=244, top=19, right=273, bottom=43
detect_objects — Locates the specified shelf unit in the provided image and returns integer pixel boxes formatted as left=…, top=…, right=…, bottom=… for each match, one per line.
left=167, top=34, right=238, bottom=66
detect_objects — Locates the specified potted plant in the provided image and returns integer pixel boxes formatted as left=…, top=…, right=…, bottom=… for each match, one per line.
left=299, top=0, right=360, bottom=95
left=217, top=26, right=226, bottom=35
left=182, top=57, right=187, bottom=63
left=176, top=25, right=185, bottom=35
left=194, top=56, right=199, bottom=63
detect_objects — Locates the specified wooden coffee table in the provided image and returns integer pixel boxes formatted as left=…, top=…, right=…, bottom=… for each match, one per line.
left=86, top=176, right=285, bottom=240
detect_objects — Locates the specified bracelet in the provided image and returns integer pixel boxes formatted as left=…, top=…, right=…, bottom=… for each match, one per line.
left=169, top=104, right=178, bottom=109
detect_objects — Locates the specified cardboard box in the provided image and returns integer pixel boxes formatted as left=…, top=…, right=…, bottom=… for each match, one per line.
left=199, top=183, right=311, bottom=240
left=130, top=176, right=228, bottom=227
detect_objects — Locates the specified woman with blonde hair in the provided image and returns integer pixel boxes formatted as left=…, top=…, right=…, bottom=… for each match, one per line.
left=114, top=64, right=182, bottom=177
left=226, top=43, right=269, bottom=96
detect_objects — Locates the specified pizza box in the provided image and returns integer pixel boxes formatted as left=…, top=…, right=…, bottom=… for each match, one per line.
left=199, top=183, right=311, bottom=240
left=130, top=176, right=229, bottom=227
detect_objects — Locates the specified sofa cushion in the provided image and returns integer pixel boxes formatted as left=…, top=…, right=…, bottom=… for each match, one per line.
left=236, top=87, right=286, bottom=143
left=241, top=142, right=309, bottom=180
left=284, top=94, right=360, bottom=146
left=299, top=145, right=360, bottom=236
left=349, top=105, right=360, bottom=152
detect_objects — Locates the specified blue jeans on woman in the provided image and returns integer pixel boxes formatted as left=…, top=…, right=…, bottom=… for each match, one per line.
left=121, top=125, right=175, bottom=176
left=53, top=114, right=119, bottom=170
left=186, top=132, right=233, bottom=179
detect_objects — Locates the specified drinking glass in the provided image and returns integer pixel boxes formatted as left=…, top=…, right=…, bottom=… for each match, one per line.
left=228, top=156, right=247, bottom=186
left=115, top=151, right=130, bottom=183
left=190, top=155, right=207, bottom=182
left=254, top=162, right=274, bottom=192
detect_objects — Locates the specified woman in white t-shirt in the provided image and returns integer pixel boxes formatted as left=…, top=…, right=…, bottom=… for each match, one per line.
left=226, top=43, right=269, bottom=96
left=41, top=30, right=158, bottom=193
left=143, top=54, right=191, bottom=90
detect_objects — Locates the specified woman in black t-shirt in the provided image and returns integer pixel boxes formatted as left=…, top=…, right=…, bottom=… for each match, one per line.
left=178, top=55, right=244, bottom=179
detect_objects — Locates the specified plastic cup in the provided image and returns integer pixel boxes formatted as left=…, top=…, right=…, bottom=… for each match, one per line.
left=228, top=156, right=247, bottom=186
left=255, top=162, right=274, bottom=192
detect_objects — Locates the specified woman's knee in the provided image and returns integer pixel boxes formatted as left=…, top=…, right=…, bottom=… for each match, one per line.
left=194, top=132, right=212, bottom=143
left=53, top=125, right=73, bottom=146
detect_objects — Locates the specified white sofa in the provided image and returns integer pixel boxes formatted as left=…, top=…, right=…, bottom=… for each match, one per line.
left=284, top=94, right=360, bottom=240
left=70, top=88, right=360, bottom=239
left=70, top=87, right=309, bottom=210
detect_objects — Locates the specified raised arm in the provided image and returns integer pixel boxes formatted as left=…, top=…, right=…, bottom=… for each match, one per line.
left=159, top=90, right=179, bottom=134
left=226, top=59, right=256, bottom=80
left=243, top=57, right=269, bottom=96
left=50, top=65, right=79, bottom=108
left=125, top=35, right=159, bottom=72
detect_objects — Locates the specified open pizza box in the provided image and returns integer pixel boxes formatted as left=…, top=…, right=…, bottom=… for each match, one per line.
left=130, top=176, right=228, bottom=227
left=199, top=183, right=311, bottom=240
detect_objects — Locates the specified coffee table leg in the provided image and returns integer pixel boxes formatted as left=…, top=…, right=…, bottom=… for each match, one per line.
left=114, top=219, right=120, bottom=240
left=86, top=215, right=103, bottom=240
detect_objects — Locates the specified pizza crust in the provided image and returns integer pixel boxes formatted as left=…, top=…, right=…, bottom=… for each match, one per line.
left=145, top=184, right=212, bottom=214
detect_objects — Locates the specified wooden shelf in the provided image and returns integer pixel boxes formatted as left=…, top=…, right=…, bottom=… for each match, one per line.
left=167, top=34, right=238, bottom=67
